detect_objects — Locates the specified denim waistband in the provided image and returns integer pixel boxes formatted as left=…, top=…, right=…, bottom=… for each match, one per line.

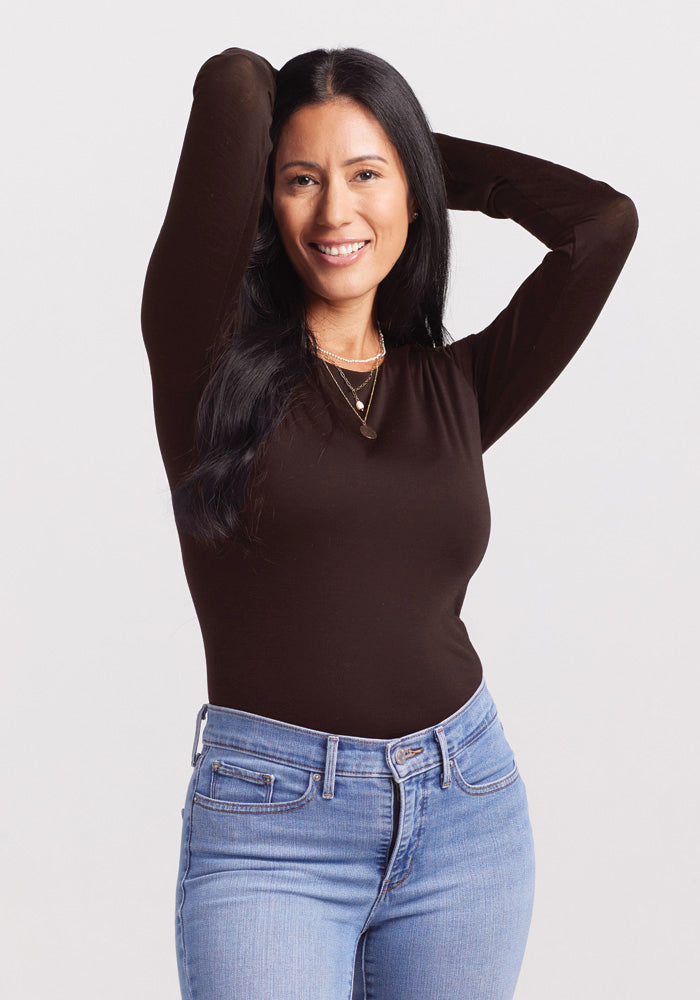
left=190, top=676, right=496, bottom=797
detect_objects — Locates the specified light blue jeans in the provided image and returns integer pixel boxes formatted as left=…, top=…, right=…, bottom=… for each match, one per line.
left=175, top=676, right=536, bottom=999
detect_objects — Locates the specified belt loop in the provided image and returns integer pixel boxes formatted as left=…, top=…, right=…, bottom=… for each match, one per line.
left=433, top=726, right=451, bottom=788
left=322, top=735, right=339, bottom=799
left=191, top=704, right=208, bottom=767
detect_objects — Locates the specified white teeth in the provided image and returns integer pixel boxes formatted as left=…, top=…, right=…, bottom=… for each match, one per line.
left=315, top=241, right=367, bottom=257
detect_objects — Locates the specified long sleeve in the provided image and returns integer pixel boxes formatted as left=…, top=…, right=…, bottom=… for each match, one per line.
left=140, top=48, right=276, bottom=487
left=433, top=132, right=639, bottom=453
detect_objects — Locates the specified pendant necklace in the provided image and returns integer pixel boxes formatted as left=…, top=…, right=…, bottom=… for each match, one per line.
left=320, top=356, right=381, bottom=439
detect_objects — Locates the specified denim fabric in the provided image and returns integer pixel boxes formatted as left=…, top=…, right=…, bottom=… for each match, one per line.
left=175, top=676, right=535, bottom=999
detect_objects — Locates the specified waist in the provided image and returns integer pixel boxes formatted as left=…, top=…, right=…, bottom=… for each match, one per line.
left=195, top=674, right=496, bottom=782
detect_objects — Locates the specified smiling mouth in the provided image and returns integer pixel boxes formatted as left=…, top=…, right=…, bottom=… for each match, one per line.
left=310, top=240, right=369, bottom=257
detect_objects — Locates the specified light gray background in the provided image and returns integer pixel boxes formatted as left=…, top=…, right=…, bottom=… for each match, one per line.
left=3, top=1, right=697, bottom=997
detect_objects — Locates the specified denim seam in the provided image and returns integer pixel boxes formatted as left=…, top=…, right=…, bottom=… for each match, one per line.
left=379, top=778, right=429, bottom=896
left=451, top=757, right=520, bottom=796
left=211, top=760, right=275, bottom=804
left=352, top=931, right=368, bottom=1000
left=202, top=735, right=399, bottom=777
left=212, top=760, right=274, bottom=783
left=191, top=704, right=208, bottom=767
left=323, top=736, right=339, bottom=799
left=202, top=738, right=328, bottom=772
left=200, top=723, right=497, bottom=779
left=192, top=774, right=320, bottom=814
left=449, top=707, right=499, bottom=758
left=177, top=753, right=204, bottom=1000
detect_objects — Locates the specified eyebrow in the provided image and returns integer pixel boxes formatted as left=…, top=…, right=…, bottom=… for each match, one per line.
left=278, top=155, right=389, bottom=171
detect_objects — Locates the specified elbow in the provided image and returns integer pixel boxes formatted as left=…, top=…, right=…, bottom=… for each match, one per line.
left=605, top=192, right=640, bottom=254
left=571, top=191, right=640, bottom=276
left=193, top=48, right=275, bottom=102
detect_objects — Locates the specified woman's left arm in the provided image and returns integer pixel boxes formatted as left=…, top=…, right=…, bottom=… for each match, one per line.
left=433, top=132, right=639, bottom=452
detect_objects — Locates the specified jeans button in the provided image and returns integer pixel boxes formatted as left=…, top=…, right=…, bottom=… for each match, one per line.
left=395, top=747, right=407, bottom=765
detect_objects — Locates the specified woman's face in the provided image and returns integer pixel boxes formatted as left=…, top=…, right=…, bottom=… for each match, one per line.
left=273, top=98, right=416, bottom=314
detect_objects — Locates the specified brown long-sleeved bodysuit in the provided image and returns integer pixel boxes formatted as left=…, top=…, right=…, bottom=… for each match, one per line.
left=141, top=48, right=639, bottom=738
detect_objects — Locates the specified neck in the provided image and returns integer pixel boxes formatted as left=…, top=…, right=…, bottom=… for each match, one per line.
left=306, top=297, right=381, bottom=364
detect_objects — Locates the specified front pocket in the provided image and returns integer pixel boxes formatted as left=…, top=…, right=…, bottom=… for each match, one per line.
left=210, top=758, right=275, bottom=805
left=194, top=745, right=321, bottom=814
left=451, top=714, right=520, bottom=795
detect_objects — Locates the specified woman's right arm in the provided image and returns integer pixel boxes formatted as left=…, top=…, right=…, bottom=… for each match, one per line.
left=140, top=48, right=276, bottom=488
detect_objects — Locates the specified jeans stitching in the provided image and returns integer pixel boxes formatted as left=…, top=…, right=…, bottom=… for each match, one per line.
left=451, top=757, right=520, bottom=795
left=357, top=931, right=368, bottom=1000
left=379, top=776, right=429, bottom=896
left=211, top=761, right=275, bottom=804
left=193, top=772, right=321, bottom=814
left=449, top=707, right=499, bottom=759
left=203, top=737, right=329, bottom=772
left=177, top=752, right=205, bottom=1000
left=200, top=710, right=497, bottom=780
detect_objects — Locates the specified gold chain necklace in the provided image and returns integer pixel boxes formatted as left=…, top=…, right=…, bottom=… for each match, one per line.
left=320, top=356, right=381, bottom=439
left=335, top=366, right=375, bottom=400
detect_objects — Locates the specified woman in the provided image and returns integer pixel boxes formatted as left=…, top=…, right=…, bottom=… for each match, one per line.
left=141, top=46, right=638, bottom=1000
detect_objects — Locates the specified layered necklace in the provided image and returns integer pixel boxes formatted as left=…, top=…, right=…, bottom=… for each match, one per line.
left=316, top=326, right=385, bottom=440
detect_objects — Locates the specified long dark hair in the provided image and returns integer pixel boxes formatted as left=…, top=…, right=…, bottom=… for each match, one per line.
left=171, top=47, right=450, bottom=550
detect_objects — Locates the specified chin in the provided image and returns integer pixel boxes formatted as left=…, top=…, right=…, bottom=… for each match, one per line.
left=307, top=277, right=376, bottom=304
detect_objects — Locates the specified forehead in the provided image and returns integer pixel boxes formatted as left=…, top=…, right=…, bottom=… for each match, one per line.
left=275, top=98, right=400, bottom=167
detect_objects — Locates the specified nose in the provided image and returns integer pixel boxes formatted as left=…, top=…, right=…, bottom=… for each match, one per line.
left=315, top=175, right=352, bottom=230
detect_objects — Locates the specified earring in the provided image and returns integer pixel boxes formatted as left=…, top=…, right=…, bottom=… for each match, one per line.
left=412, top=211, right=419, bottom=220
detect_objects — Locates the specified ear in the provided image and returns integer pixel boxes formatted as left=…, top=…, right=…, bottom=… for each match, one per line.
left=407, top=192, right=419, bottom=222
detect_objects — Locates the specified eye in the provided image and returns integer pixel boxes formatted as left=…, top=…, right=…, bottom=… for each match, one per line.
left=289, top=174, right=316, bottom=187
left=355, top=169, right=380, bottom=181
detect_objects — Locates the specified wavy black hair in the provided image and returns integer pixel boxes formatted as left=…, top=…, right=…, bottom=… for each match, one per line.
left=172, top=47, right=450, bottom=550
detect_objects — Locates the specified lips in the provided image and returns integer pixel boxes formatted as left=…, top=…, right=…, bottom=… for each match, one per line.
left=308, top=240, right=370, bottom=265
left=311, top=240, right=368, bottom=257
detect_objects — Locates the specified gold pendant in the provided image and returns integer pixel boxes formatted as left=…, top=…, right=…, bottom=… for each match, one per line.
left=360, top=423, right=377, bottom=439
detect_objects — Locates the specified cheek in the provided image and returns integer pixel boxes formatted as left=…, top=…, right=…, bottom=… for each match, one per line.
left=373, top=194, right=410, bottom=249
left=379, top=213, right=410, bottom=259
left=272, top=202, right=314, bottom=283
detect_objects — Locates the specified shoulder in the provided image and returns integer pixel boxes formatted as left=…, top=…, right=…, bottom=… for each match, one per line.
left=395, top=338, right=475, bottom=386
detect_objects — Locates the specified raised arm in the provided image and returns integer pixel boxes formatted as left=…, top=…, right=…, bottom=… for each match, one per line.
left=140, top=48, right=276, bottom=487
left=433, top=132, right=639, bottom=452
